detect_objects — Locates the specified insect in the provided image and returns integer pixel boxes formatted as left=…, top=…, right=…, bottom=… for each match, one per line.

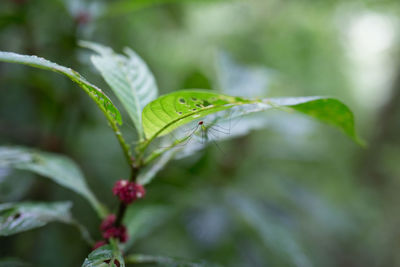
left=158, top=118, right=232, bottom=155
left=157, top=108, right=244, bottom=153
left=187, top=120, right=230, bottom=144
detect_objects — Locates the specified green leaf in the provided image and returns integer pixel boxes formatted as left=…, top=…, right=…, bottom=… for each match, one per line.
left=80, top=41, right=158, bottom=139
left=228, top=195, right=311, bottom=267
left=122, top=204, right=172, bottom=251
left=141, top=90, right=253, bottom=141
left=141, top=90, right=362, bottom=148
left=267, top=97, right=363, bottom=145
left=138, top=148, right=177, bottom=185
left=0, top=202, right=72, bottom=236
left=0, top=51, right=122, bottom=125
left=82, top=242, right=125, bottom=267
left=125, top=254, right=220, bottom=267
left=0, top=146, right=107, bottom=218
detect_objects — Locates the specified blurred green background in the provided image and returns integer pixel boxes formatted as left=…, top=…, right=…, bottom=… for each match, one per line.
left=1, top=0, right=400, bottom=266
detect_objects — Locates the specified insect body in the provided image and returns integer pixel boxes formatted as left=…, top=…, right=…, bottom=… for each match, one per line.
left=159, top=110, right=238, bottom=153
left=179, top=119, right=231, bottom=153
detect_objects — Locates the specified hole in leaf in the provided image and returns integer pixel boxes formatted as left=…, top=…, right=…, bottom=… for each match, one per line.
left=203, top=100, right=211, bottom=107
left=192, top=97, right=198, bottom=101
left=179, top=98, right=186, bottom=104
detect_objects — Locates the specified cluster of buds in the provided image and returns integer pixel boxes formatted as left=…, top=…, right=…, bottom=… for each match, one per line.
left=112, top=180, right=146, bottom=205
left=93, top=214, right=128, bottom=249
left=92, top=215, right=128, bottom=251
left=93, top=180, right=146, bottom=250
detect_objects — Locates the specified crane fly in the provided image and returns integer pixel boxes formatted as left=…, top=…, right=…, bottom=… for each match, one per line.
left=159, top=117, right=233, bottom=154
left=157, top=108, right=243, bottom=153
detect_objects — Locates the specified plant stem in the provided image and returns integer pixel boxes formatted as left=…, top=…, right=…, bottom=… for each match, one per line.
left=115, top=203, right=127, bottom=226
left=107, top=118, right=133, bottom=169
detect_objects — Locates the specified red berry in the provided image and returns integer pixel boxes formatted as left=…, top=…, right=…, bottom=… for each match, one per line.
left=99, top=214, right=128, bottom=243
left=100, top=214, right=116, bottom=231
left=133, top=183, right=146, bottom=199
left=102, top=225, right=128, bottom=243
left=112, top=180, right=146, bottom=204
left=118, top=225, right=128, bottom=243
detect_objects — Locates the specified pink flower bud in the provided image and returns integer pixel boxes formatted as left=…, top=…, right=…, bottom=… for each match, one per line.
left=99, top=214, right=129, bottom=243
left=112, top=180, right=146, bottom=204
left=100, top=214, right=116, bottom=231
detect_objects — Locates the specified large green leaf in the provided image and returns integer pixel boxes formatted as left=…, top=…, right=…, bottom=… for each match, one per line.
left=141, top=90, right=362, bottom=147
left=82, top=242, right=125, bottom=267
left=0, top=51, right=122, bottom=125
left=80, top=41, right=158, bottom=139
left=141, top=90, right=253, bottom=141
left=0, top=202, right=72, bottom=236
left=0, top=147, right=107, bottom=218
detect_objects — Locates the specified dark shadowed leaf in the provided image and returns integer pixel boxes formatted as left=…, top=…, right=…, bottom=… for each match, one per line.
left=0, top=202, right=72, bottom=236
left=0, top=147, right=107, bottom=218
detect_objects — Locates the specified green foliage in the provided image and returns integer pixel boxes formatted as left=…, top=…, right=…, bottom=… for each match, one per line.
left=82, top=242, right=125, bottom=267
left=0, top=36, right=363, bottom=266
left=229, top=195, right=311, bottom=267
left=81, top=41, right=158, bottom=139
left=141, top=90, right=252, bottom=141
left=266, top=97, right=364, bottom=145
left=0, top=202, right=72, bottom=236
left=122, top=204, right=172, bottom=251
left=141, top=90, right=361, bottom=151
left=0, top=146, right=107, bottom=218
left=125, top=254, right=219, bottom=267
left=0, top=51, right=122, bottom=126
left=137, top=149, right=177, bottom=185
